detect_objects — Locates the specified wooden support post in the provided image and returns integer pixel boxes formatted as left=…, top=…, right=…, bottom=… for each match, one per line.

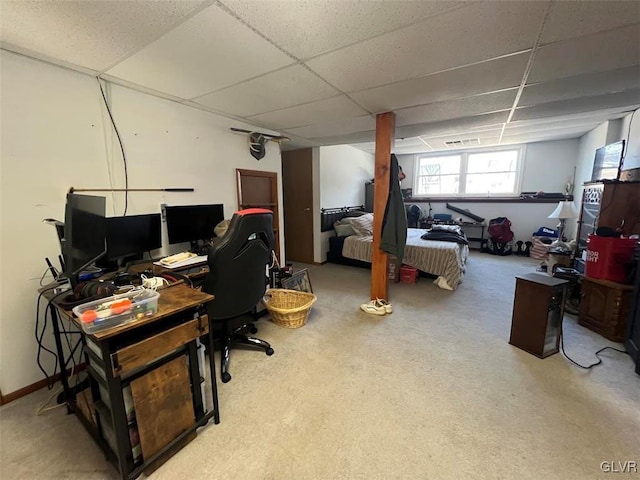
left=371, top=112, right=395, bottom=300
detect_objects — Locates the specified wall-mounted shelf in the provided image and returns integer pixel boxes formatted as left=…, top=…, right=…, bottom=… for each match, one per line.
left=404, top=196, right=572, bottom=204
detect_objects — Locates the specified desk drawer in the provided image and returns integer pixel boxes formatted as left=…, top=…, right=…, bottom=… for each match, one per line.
left=110, top=315, right=208, bottom=378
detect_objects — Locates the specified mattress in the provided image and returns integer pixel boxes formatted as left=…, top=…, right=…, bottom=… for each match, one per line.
left=342, top=228, right=469, bottom=290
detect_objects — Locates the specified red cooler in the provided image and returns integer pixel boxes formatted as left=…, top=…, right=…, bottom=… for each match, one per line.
left=585, top=234, right=637, bottom=283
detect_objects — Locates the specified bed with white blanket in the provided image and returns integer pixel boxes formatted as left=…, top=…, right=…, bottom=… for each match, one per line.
left=341, top=228, right=469, bottom=290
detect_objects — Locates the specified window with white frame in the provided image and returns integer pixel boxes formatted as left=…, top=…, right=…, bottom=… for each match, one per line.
left=414, top=148, right=522, bottom=196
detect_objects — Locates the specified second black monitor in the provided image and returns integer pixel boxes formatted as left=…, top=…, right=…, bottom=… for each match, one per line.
left=105, top=213, right=162, bottom=261
left=165, top=204, right=225, bottom=245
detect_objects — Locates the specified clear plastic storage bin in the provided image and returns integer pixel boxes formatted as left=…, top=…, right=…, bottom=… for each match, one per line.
left=72, top=289, right=160, bottom=334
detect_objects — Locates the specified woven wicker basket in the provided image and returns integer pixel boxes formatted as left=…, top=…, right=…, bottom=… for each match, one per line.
left=263, top=288, right=317, bottom=328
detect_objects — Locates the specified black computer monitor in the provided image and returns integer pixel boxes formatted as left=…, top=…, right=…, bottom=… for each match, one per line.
left=165, top=204, right=225, bottom=248
left=62, top=193, right=107, bottom=288
left=105, top=213, right=162, bottom=264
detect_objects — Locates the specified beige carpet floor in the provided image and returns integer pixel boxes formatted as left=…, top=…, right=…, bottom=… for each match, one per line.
left=1, top=252, right=638, bottom=480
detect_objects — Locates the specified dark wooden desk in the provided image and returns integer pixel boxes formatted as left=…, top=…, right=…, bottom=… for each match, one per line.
left=45, top=284, right=219, bottom=480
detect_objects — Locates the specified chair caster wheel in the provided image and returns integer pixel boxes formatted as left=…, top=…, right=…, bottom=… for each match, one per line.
left=221, top=372, right=231, bottom=383
left=250, top=327, right=258, bottom=334
left=266, top=347, right=274, bottom=356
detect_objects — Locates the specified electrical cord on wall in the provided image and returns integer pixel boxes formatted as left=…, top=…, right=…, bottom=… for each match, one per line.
left=621, top=108, right=638, bottom=162
left=97, top=76, right=129, bottom=216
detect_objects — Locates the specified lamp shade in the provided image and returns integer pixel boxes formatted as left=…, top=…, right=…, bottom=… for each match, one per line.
left=548, top=201, right=579, bottom=219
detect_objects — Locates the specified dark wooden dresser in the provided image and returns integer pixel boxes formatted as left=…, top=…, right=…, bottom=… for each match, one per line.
left=578, top=276, right=633, bottom=342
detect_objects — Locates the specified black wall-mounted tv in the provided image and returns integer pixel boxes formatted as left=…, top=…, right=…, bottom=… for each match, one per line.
left=591, top=140, right=625, bottom=182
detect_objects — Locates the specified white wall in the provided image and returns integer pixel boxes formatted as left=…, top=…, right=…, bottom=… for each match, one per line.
left=317, top=145, right=374, bottom=262
left=0, top=51, right=284, bottom=395
left=397, top=139, right=579, bottom=243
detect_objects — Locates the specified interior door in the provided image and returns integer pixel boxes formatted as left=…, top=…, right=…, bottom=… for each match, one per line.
left=236, top=169, right=280, bottom=259
left=282, top=149, right=314, bottom=264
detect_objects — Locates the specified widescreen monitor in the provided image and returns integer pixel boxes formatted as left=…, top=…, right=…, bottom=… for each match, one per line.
left=165, top=204, right=225, bottom=245
left=105, top=213, right=162, bottom=261
left=592, top=140, right=624, bottom=182
left=62, top=193, right=107, bottom=287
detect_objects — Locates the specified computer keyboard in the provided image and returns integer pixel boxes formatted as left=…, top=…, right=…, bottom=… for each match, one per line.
left=159, top=252, right=196, bottom=266
left=155, top=252, right=207, bottom=269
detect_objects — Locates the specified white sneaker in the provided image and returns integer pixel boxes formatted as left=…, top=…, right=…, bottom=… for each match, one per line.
left=360, top=300, right=386, bottom=315
left=375, top=298, right=393, bottom=314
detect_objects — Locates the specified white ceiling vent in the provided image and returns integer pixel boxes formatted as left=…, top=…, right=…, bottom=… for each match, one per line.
left=444, top=138, right=480, bottom=148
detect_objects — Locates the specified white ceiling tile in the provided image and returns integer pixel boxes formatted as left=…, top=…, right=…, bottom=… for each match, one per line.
left=350, top=142, right=376, bottom=154
left=247, top=95, right=368, bottom=129
left=105, top=5, right=294, bottom=98
left=503, top=124, right=596, bottom=141
left=505, top=119, right=601, bottom=137
left=520, top=66, right=640, bottom=106
left=395, top=111, right=509, bottom=139
left=284, top=115, right=374, bottom=139
left=193, top=65, right=337, bottom=116
left=306, top=1, right=546, bottom=92
left=507, top=107, right=633, bottom=128
left=422, top=128, right=503, bottom=142
left=541, top=2, right=640, bottom=45
left=220, top=0, right=468, bottom=59
left=0, top=0, right=207, bottom=71
left=351, top=53, right=529, bottom=113
left=396, top=90, right=517, bottom=127
left=395, top=138, right=429, bottom=148
left=529, top=24, right=640, bottom=83
left=512, top=90, right=640, bottom=122
left=500, top=130, right=589, bottom=146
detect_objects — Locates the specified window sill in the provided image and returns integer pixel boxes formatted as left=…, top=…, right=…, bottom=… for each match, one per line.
left=405, top=196, right=572, bottom=204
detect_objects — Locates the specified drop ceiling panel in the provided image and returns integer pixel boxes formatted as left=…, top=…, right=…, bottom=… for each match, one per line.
left=351, top=53, right=528, bottom=113
left=247, top=95, right=369, bottom=129
left=512, top=90, right=640, bottom=122
left=306, top=1, right=545, bottom=92
left=504, top=124, right=596, bottom=141
left=193, top=65, right=337, bottom=116
left=507, top=107, right=633, bottom=128
left=220, top=0, right=467, bottom=59
left=0, top=0, right=206, bottom=71
left=505, top=119, right=601, bottom=137
left=529, top=24, right=640, bottom=83
left=395, top=111, right=509, bottom=139
left=427, top=137, right=502, bottom=152
left=422, top=128, right=503, bottom=143
left=541, top=2, right=640, bottom=45
left=395, top=90, right=516, bottom=127
left=284, top=115, right=374, bottom=139
left=520, top=66, right=640, bottom=106
left=105, top=5, right=294, bottom=99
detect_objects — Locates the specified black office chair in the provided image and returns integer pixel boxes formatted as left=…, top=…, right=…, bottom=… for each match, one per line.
left=202, top=208, right=275, bottom=383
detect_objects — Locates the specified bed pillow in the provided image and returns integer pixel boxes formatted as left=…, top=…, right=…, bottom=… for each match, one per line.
left=431, top=224, right=463, bottom=236
left=351, top=213, right=374, bottom=236
left=334, top=223, right=356, bottom=237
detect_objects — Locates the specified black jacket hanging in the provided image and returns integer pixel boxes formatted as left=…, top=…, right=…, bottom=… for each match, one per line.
left=380, top=154, right=407, bottom=260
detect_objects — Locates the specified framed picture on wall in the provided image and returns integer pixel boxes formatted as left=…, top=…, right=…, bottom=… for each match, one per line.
left=281, top=269, right=313, bottom=293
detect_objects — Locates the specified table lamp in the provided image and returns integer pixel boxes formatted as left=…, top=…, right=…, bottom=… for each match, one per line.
left=548, top=200, right=579, bottom=251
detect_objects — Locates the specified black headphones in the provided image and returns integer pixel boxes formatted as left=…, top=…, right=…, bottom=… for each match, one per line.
left=59, top=280, right=117, bottom=309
